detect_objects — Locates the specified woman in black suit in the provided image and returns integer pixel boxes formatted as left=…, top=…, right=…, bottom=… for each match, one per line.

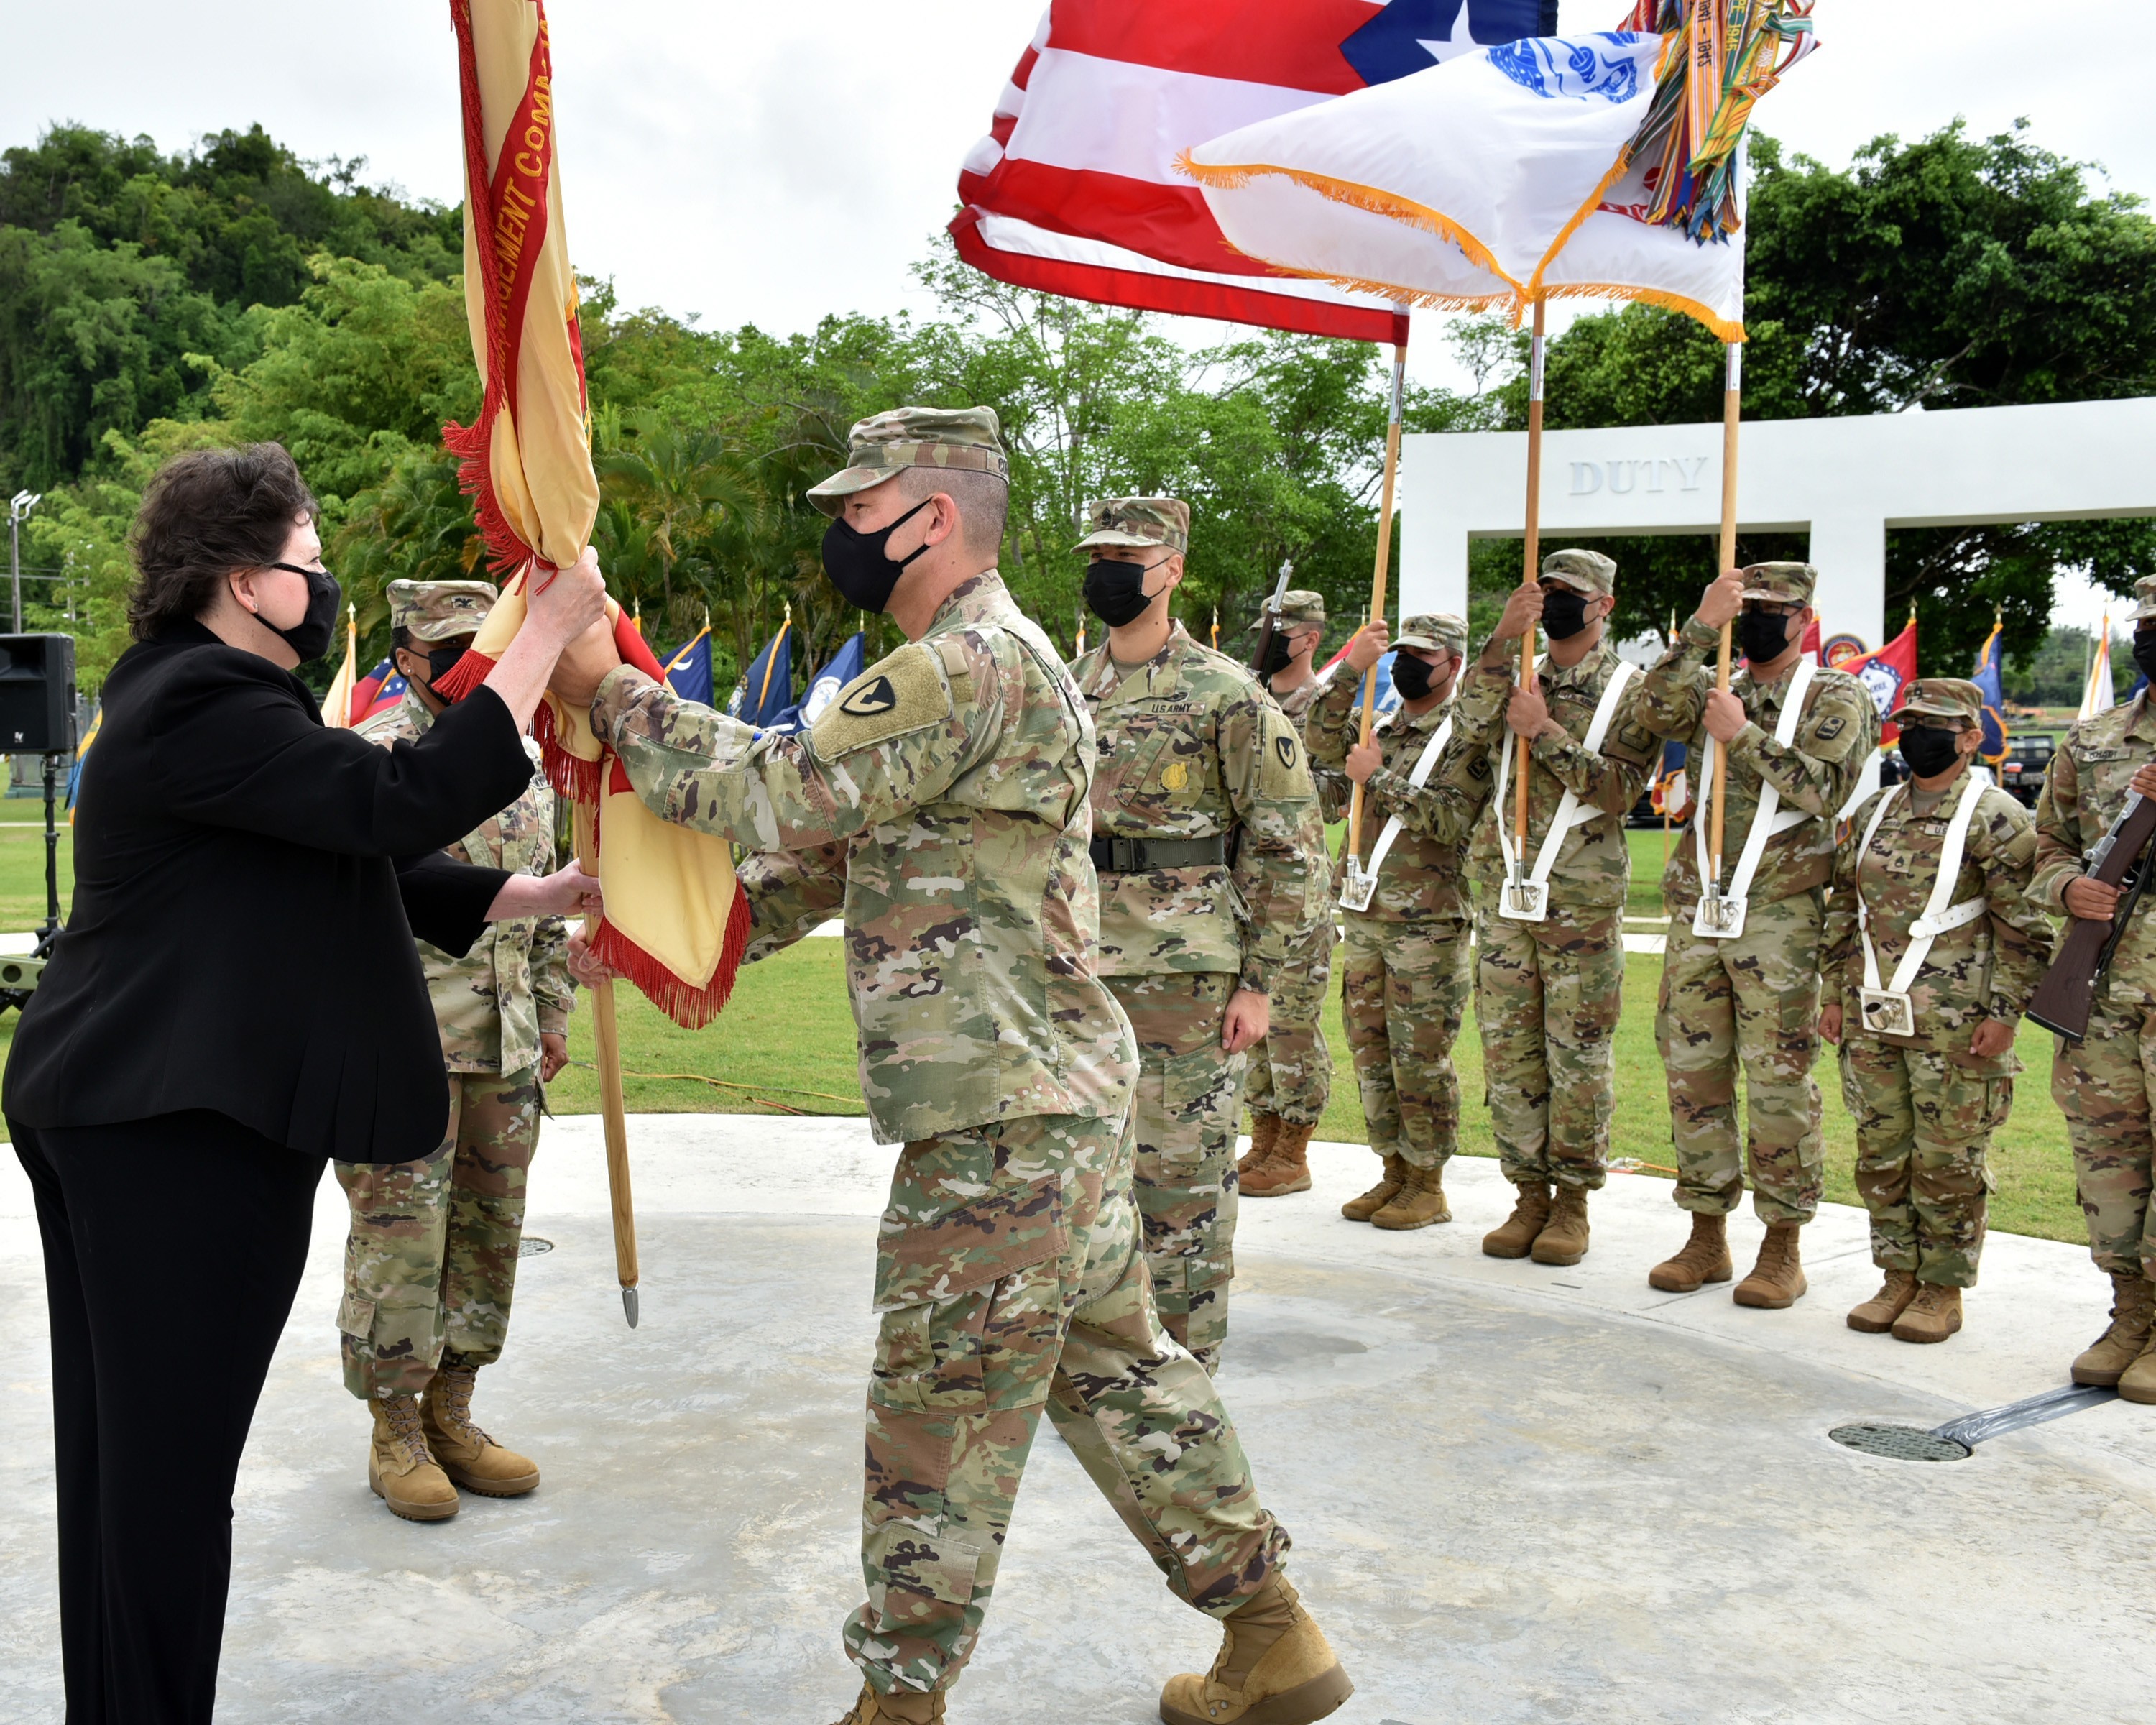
left=5, top=443, right=607, bottom=1724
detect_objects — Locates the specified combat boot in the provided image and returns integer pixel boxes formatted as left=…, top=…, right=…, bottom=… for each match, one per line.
left=1341, top=1155, right=1406, bottom=1223
left=1371, top=1162, right=1450, bottom=1230
left=2072, top=1272, right=2155, bottom=1386
left=1244, top=1123, right=1314, bottom=1197
left=1648, top=1212, right=1733, bottom=1293
left=369, top=1394, right=459, bottom=1522
left=1482, top=1182, right=1552, bottom=1259
left=1531, top=1184, right=1590, bottom=1266
left=2119, top=1335, right=2156, bottom=1404
left=1891, top=1282, right=1963, bottom=1343
left=422, top=1365, right=540, bottom=1497
left=1237, top=1114, right=1281, bottom=1182
left=829, top=1683, right=944, bottom=1724
left=1158, top=1570, right=1353, bottom=1725
left=1846, top=1269, right=1919, bottom=1333
left=1733, top=1223, right=1807, bottom=1309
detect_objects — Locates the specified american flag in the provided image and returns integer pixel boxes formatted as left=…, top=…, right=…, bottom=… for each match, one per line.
left=951, top=0, right=1557, bottom=341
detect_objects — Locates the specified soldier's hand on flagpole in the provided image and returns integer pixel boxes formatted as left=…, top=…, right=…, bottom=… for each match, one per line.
left=1506, top=685, right=1555, bottom=740
left=550, top=617, right=625, bottom=709
left=566, top=930, right=624, bottom=988
left=1220, top=988, right=1270, bottom=1054
left=1697, top=569, right=1744, bottom=630
left=489, top=862, right=603, bottom=920
left=1483, top=581, right=1544, bottom=664
left=525, top=546, right=608, bottom=647
left=1345, top=740, right=1381, bottom=783
left=1818, top=1000, right=1843, bottom=1044
left=1704, top=688, right=1748, bottom=742
left=1344, top=620, right=1391, bottom=673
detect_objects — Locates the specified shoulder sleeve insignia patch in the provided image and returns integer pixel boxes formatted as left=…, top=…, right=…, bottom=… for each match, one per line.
left=1257, top=712, right=1312, bottom=799
left=810, top=644, right=952, bottom=758
left=1812, top=715, right=1846, bottom=741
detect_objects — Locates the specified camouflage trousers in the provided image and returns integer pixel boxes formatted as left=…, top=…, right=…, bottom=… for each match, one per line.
left=2053, top=983, right=2156, bottom=1276
left=1106, top=971, right=1245, bottom=1371
left=1656, top=896, right=1825, bottom=1226
left=1243, top=916, right=1337, bottom=1128
left=1340, top=914, right=1471, bottom=1172
left=1473, top=901, right=1623, bottom=1192
left=1841, top=1037, right=2004, bottom=1287
left=852, top=1108, right=1287, bottom=1696
left=333, top=1069, right=541, bottom=1400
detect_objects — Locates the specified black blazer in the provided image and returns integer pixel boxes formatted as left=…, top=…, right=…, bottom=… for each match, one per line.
left=4, top=620, right=540, bottom=1163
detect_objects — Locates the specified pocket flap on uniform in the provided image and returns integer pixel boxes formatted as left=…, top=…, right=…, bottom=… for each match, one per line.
left=337, top=1292, right=377, bottom=1339
left=874, top=1174, right=1064, bottom=1312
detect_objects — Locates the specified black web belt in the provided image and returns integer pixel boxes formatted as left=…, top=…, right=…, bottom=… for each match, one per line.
left=1090, top=834, right=1228, bottom=873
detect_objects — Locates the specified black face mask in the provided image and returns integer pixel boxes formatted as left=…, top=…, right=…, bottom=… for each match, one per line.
left=1261, top=632, right=1296, bottom=678
left=821, top=498, right=932, bottom=613
left=1539, top=586, right=1592, bottom=641
left=2134, top=630, right=2156, bottom=689
left=406, top=643, right=469, bottom=694
left=1898, top=723, right=1963, bottom=780
left=1739, top=607, right=1797, bottom=666
left=264, top=561, right=343, bottom=663
left=1083, top=558, right=1161, bottom=629
left=1390, top=652, right=1439, bottom=702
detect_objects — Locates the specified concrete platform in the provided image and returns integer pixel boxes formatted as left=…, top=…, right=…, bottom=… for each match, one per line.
left=3, top=1118, right=2152, bottom=1724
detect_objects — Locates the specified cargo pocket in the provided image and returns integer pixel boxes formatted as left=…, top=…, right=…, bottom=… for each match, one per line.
left=336, top=1291, right=376, bottom=1340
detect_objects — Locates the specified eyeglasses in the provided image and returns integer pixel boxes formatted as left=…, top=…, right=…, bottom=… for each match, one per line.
left=268, top=561, right=329, bottom=578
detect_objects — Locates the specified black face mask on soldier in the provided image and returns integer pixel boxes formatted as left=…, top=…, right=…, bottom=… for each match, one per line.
left=1083, top=558, right=1160, bottom=629
left=2134, top=628, right=2156, bottom=689
left=1898, top=723, right=1963, bottom=780
left=262, top=562, right=343, bottom=663
left=1261, top=631, right=1298, bottom=678
left=1739, top=607, right=1796, bottom=666
left=1539, top=586, right=1592, bottom=641
left=415, top=643, right=467, bottom=690
left=1390, top=651, right=1439, bottom=702
left=820, top=497, right=933, bottom=613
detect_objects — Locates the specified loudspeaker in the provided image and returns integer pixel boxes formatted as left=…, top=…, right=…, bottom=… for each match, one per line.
left=0, top=635, right=76, bottom=755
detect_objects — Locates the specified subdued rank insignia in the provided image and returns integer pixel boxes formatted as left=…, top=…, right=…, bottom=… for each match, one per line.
left=841, top=676, right=898, bottom=717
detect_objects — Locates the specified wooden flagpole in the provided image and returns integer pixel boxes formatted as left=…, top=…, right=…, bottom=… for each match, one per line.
left=1708, top=340, right=1741, bottom=894
left=577, top=810, right=640, bottom=1327
left=1345, top=322, right=1409, bottom=867
left=1512, top=298, right=1548, bottom=876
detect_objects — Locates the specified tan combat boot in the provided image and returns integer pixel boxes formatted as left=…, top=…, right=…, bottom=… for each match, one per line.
left=1891, top=1282, right=1963, bottom=1343
left=1237, top=1114, right=1281, bottom=1182
left=1158, top=1570, right=1354, bottom=1725
left=1846, top=1269, right=1920, bottom=1333
left=1341, top=1154, right=1406, bottom=1223
left=2072, top=1272, right=2155, bottom=1386
left=2119, top=1335, right=2156, bottom=1404
left=1648, top=1212, right=1733, bottom=1293
left=1531, top=1184, right=1590, bottom=1266
left=1482, top=1182, right=1552, bottom=1259
left=1244, top=1122, right=1314, bottom=1197
left=830, top=1684, right=945, bottom=1724
left=369, top=1394, right=459, bottom=1522
left=422, top=1365, right=540, bottom=1496
left=1371, top=1162, right=1450, bottom=1230
left=1733, top=1223, right=1807, bottom=1308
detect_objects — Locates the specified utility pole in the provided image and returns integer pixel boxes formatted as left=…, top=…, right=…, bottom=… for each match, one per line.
left=9, top=491, right=42, bottom=632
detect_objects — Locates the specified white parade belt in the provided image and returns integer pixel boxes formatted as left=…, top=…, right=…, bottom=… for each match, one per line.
left=1493, top=657, right=1637, bottom=924
left=1853, top=767, right=1993, bottom=1038
left=1340, top=712, right=1453, bottom=914
left=1692, top=656, right=1818, bottom=940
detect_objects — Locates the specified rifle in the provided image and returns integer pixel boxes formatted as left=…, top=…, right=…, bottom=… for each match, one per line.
left=1248, top=560, right=1294, bottom=677
left=2026, top=791, right=2156, bottom=1041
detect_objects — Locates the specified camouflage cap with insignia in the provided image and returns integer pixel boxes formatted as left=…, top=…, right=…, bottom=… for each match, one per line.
left=1887, top=676, right=1984, bottom=727
left=1740, top=561, right=1818, bottom=607
left=2131, top=574, right=2156, bottom=623
left=1541, top=548, right=1616, bottom=597
left=1394, top=612, right=1469, bottom=656
left=805, top=405, right=1010, bottom=518
left=387, top=579, right=497, bottom=643
left=1074, top=497, right=1189, bottom=556
left=1242, top=589, right=1326, bottom=632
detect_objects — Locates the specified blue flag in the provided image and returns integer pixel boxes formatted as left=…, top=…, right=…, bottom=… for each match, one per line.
left=770, top=632, right=867, bottom=732
left=1340, top=1, right=1561, bottom=87
left=1971, top=620, right=2009, bottom=763
left=662, top=626, right=714, bottom=708
left=729, top=620, right=795, bottom=727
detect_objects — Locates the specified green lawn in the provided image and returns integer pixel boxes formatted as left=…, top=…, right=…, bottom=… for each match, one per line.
left=0, top=796, right=73, bottom=932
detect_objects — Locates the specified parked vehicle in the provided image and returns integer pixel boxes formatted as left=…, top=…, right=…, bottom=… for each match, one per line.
left=1994, top=734, right=2057, bottom=809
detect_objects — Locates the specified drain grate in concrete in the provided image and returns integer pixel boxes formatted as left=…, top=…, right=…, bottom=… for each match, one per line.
left=519, top=1236, right=555, bottom=1257
left=1829, top=1423, right=1971, bottom=1463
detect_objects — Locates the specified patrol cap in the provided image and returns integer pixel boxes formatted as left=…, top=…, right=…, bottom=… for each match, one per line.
left=387, top=579, right=497, bottom=643
left=1243, top=589, right=1326, bottom=632
left=1887, top=677, right=1984, bottom=727
left=1540, top=548, right=1616, bottom=597
left=2131, top=574, right=2156, bottom=624
left=806, top=405, right=1010, bottom=518
left=1074, top=497, right=1189, bottom=555
left=1395, top=612, right=1469, bottom=657
left=1740, top=562, right=1818, bottom=607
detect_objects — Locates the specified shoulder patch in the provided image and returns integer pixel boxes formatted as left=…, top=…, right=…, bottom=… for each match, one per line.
left=1812, top=715, right=1846, bottom=741
left=809, top=643, right=951, bottom=758
left=1256, top=707, right=1313, bottom=800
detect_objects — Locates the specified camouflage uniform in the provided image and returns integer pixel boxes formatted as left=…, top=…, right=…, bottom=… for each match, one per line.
left=335, top=580, right=575, bottom=1400
left=1634, top=564, right=1878, bottom=1225
left=1823, top=680, right=2051, bottom=1288
left=594, top=409, right=1289, bottom=1702
left=1305, top=614, right=1482, bottom=1179
left=1070, top=505, right=1326, bottom=1368
left=1243, top=591, right=1340, bottom=1132
left=1452, top=552, right=1659, bottom=1192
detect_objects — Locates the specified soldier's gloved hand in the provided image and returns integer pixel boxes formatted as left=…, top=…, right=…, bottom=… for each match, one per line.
left=1969, top=1018, right=2016, bottom=1059
left=1697, top=569, right=1745, bottom=630
left=1704, top=688, right=1748, bottom=742
left=1343, top=620, right=1391, bottom=673
left=488, top=863, right=602, bottom=921
left=1345, top=741, right=1381, bottom=784
left=539, top=1031, right=570, bottom=1082
left=2064, top=875, right=2122, bottom=921
left=1818, top=1000, right=1843, bottom=1045
left=1221, top=988, right=1270, bottom=1054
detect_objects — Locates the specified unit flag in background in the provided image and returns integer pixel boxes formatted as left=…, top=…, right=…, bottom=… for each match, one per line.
left=429, top=0, right=747, bottom=1026
left=2080, top=618, right=2116, bottom=723
left=1839, top=617, right=1920, bottom=747
left=952, top=0, right=1557, bottom=340
left=1971, top=617, right=2009, bottom=764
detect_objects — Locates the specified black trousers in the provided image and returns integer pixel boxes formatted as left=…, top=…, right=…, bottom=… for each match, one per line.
left=12, top=1111, right=323, bottom=1725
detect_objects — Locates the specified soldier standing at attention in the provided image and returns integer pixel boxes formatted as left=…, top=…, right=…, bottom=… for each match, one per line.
left=1634, top=565, right=1876, bottom=1308
left=550, top=412, right=1350, bottom=1725
left=338, top=579, right=574, bottom=1519
left=1455, top=551, right=1659, bottom=1266
left=1239, top=589, right=1342, bottom=1199
left=2035, top=574, right=2156, bottom=1401
left=1819, top=679, right=2050, bottom=1342
left=1306, top=613, right=1483, bottom=1228
left=1069, top=502, right=1327, bottom=1369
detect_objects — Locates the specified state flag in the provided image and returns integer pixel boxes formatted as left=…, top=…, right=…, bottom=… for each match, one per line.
left=1840, top=619, right=1919, bottom=745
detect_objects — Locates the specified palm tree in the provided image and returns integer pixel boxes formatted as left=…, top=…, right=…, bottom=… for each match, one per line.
left=595, top=411, right=757, bottom=622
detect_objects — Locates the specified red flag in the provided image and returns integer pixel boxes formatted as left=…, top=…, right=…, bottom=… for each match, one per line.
left=1800, top=616, right=1821, bottom=663
left=1839, top=619, right=1918, bottom=745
